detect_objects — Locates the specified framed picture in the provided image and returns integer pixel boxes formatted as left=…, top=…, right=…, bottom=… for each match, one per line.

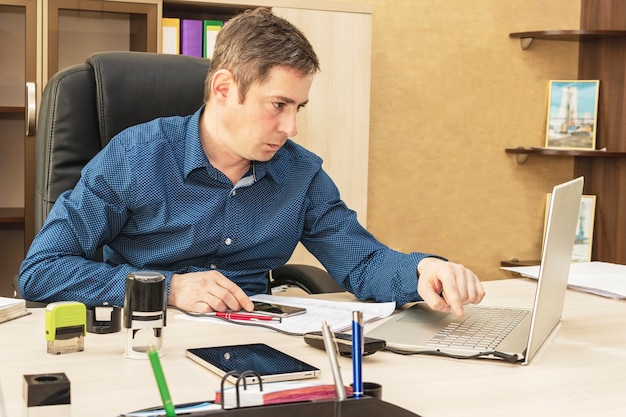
left=543, top=194, right=596, bottom=263
left=545, top=80, right=599, bottom=150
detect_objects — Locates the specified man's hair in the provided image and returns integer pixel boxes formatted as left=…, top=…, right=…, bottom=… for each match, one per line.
left=204, top=8, right=320, bottom=103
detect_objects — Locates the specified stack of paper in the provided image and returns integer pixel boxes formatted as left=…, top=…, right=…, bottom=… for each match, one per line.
left=500, top=261, right=626, bottom=299
left=216, top=380, right=352, bottom=408
left=0, top=297, right=30, bottom=324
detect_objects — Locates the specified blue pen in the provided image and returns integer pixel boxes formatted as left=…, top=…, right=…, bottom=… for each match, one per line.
left=351, top=310, right=364, bottom=398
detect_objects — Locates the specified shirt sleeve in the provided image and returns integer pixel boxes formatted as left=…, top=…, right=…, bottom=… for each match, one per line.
left=300, top=168, right=442, bottom=306
left=18, top=139, right=170, bottom=307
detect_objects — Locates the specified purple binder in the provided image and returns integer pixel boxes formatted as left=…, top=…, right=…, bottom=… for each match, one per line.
left=180, top=19, right=203, bottom=57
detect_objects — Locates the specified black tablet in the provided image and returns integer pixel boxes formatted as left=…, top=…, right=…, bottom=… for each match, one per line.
left=186, top=343, right=321, bottom=383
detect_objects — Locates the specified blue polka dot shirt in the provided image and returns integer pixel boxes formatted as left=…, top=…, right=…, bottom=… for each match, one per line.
left=19, top=108, right=434, bottom=307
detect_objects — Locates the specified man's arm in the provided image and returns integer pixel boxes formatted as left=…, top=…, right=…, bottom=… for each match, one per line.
left=19, top=139, right=137, bottom=306
left=18, top=187, right=136, bottom=306
left=300, top=169, right=484, bottom=308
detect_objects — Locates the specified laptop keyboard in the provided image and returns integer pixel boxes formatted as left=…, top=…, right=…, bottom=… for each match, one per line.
left=427, top=307, right=529, bottom=350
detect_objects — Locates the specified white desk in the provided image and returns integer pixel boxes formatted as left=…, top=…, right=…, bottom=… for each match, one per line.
left=1, top=279, right=625, bottom=417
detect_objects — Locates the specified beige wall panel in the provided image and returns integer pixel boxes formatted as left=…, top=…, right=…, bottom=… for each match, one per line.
left=275, top=7, right=372, bottom=267
left=339, top=0, right=580, bottom=280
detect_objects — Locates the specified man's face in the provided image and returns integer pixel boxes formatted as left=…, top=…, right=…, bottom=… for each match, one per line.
left=221, top=66, right=314, bottom=162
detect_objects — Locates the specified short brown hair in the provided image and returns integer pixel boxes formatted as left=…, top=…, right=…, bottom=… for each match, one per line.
left=204, top=8, right=320, bottom=103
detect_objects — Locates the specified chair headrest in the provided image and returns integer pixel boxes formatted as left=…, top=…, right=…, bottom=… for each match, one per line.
left=86, top=51, right=211, bottom=146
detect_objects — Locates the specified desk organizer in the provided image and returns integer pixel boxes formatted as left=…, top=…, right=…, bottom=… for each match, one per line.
left=190, top=395, right=421, bottom=416
left=205, top=370, right=421, bottom=416
left=119, top=396, right=421, bottom=417
left=121, top=371, right=422, bottom=417
left=202, top=396, right=421, bottom=416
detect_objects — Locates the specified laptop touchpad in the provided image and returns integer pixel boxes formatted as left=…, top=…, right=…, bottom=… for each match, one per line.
left=397, top=303, right=453, bottom=325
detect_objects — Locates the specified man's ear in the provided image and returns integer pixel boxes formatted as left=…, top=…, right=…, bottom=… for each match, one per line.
left=211, top=69, right=235, bottom=101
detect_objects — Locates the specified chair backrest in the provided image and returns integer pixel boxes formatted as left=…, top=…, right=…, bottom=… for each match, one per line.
left=35, top=51, right=210, bottom=233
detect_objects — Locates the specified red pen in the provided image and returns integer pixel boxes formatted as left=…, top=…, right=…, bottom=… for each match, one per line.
left=212, top=312, right=282, bottom=323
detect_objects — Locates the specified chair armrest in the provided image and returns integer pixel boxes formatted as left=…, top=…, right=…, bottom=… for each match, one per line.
left=270, top=264, right=344, bottom=294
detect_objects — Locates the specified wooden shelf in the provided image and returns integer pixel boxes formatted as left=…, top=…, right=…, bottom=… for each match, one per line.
left=510, top=29, right=626, bottom=49
left=505, top=147, right=626, bottom=164
left=500, top=259, right=540, bottom=267
left=0, top=106, right=24, bottom=114
left=500, top=259, right=540, bottom=277
left=0, top=208, right=25, bottom=224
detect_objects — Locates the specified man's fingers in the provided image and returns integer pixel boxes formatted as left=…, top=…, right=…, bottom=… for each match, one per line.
left=417, top=259, right=485, bottom=316
left=169, top=271, right=253, bottom=313
left=419, top=281, right=452, bottom=313
left=212, top=274, right=253, bottom=311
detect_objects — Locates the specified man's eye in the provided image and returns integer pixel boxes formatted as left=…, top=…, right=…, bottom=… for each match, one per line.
left=273, top=102, right=285, bottom=109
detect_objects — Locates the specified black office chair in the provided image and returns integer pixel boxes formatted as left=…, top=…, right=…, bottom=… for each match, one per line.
left=20, top=51, right=342, bottom=303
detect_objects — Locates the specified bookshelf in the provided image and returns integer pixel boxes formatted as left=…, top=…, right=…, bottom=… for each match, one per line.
left=506, top=0, right=626, bottom=265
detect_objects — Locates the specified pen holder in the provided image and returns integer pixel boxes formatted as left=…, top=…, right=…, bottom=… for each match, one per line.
left=351, top=382, right=382, bottom=399
left=123, top=271, right=167, bottom=359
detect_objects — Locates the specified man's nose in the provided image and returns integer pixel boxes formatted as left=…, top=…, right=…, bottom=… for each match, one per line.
left=279, top=110, right=298, bottom=138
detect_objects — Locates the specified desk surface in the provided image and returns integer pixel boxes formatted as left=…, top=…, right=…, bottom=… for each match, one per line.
left=1, top=279, right=625, bottom=417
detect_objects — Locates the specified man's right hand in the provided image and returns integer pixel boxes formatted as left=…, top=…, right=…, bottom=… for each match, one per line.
left=168, top=270, right=254, bottom=313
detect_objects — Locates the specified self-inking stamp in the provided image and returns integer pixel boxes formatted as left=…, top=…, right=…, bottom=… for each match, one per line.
left=45, top=301, right=86, bottom=355
left=123, top=271, right=167, bottom=359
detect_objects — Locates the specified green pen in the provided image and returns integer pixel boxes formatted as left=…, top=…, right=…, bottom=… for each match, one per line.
left=147, top=345, right=176, bottom=417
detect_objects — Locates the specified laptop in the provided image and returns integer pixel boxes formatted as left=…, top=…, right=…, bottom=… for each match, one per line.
left=367, top=177, right=584, bottom=365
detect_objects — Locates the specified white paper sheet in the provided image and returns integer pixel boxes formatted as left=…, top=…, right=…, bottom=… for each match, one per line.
left=177, top=294, right=396, bottom=335
left=501, top=261, right=626, bottom=299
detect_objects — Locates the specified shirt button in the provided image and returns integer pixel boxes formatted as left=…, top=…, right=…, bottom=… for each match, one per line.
left=231, top=190, right=236, bottom=196
left=224, top=238, right=232, bottom=246
left=210, top=264, right=216, bottom=269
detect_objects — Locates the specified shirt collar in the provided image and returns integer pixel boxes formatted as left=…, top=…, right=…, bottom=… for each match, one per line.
left=183, top=107, right=210, bottom=178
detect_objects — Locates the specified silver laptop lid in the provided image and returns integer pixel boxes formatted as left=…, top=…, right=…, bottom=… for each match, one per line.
left=523, top=176, right=583, bottom=364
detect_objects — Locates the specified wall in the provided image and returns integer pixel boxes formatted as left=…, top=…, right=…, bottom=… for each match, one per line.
left=343, top=0, right=581, bottom=280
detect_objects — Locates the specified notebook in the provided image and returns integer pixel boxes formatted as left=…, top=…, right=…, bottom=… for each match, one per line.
left=367, top=177, right=584, bottom=365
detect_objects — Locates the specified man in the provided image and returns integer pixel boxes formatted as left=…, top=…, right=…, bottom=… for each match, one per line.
left=19, top=8, right=484, bottom=316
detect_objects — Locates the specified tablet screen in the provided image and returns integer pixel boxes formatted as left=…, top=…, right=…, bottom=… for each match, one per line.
left=186, top=343, right=320, bottom=383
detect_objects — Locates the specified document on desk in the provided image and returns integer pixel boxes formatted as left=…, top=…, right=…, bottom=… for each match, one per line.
left=252, top=294, right=395, bottom=334
left=177, top=295, right=396, bottom=335
left=501, top=261, right=626, bottom=299
left=0, top=297, right=30, bottom=324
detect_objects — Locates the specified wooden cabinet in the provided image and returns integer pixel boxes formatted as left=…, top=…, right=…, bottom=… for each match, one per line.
left=0, top=0, right=159, bottom=295
left=0, top=0, right=37, bottom=296
left=45, top=0, right=159, bottom=82
left=506, top=0, right=626, bottom=265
